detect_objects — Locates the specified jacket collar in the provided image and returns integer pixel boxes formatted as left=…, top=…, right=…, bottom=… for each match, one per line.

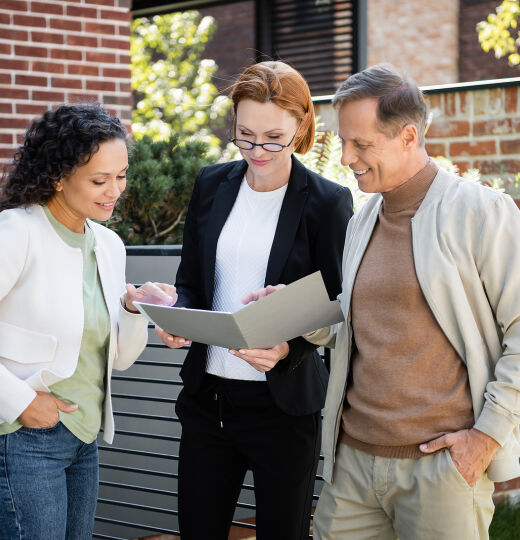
left=203, top=155, right=309, bottom=305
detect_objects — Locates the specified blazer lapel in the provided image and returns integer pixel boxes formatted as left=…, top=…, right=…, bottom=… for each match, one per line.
left=264, top=156, right=309, bottom=286
left=203, top=160, right=246, bottom=305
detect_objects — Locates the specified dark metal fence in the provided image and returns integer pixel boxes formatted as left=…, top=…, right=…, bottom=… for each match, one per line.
left=93, top=246, right=326, bottom=539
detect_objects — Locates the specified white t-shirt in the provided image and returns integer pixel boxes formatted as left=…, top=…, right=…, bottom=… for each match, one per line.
left=206, top=176, right=288, bottom=380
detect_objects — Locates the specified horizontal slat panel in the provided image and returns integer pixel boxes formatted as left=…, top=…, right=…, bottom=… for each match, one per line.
left=271, top=0, right=355, bottom=95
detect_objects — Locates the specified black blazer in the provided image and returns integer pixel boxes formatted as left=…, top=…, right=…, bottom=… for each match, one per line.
left=175, top=155, right=353, bottom=415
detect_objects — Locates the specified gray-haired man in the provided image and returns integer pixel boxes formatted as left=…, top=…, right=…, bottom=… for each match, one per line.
left=307, top=64, right=520, bottom=539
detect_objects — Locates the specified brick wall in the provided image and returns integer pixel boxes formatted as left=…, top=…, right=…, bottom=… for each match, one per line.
left=0, top=0, right=132, bottom=163
left=367, top=0, right=459, bottom=86
left=459, top=0, right=519, bottom=83
left=315, top=80, right=520, bottom=189
left=424, top=83, right=520, bottom=184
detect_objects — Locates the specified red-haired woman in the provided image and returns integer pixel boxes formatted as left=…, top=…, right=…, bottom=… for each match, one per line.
left=157, top=61, right=353, bottom=539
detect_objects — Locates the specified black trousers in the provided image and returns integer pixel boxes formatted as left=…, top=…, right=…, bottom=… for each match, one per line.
left=176, top=373, right=321, bottom=540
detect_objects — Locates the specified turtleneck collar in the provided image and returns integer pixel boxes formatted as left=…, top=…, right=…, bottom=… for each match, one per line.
left=382, top=159, right=438, bottom=214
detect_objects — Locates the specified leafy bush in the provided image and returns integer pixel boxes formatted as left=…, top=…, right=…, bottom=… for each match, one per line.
left=108, top=135, right=216, bottom=245
left=131, top=11, right=231, bottom=156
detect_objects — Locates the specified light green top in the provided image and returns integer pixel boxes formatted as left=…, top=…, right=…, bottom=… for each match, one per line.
left=0, top=206, right=110, bottom=443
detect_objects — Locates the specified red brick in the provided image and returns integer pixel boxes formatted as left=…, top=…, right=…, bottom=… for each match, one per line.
left=66, top=5, right=98, bottom=18
left=453, top=161, right=470, bottom=174
left=444, top=93, right=456, bottom=117
left=0, top=103, right=12, bottom=114
left=118, top=54, right=131, bottom=64
left=0, top=117, right=30, bottom=129
left=505, top=87, right=518, bottom=114
left=102, top=94, right=131, bottom=106
left=425, top=142, right=446, bottom=156
left=51, top=77, right=82, bottom=90
left=31, top=2, right=63, bottom=15
left=0, top=73, right=10, bottom=84
left=86, top=52, right=116, bottom=63
left=459, top=92, right=469, bottom=115
left=0, top=148, right=16, bottom=159
left=427, top=121, right=470, bottom=138
left=86, top=0, right=116, bottom=5
left=450, top=140, right=496, bottom=157
left=15, top=74, right=47, bottom=86
left=13, top=14, right=46, bottom=28
left=475, top=159, right=520, bottom=175
left=499, top=140, right=520, bottom=155
left=67, top=35, right=98, bottom=48
left=102, top=67, right=130, bottom=79
left=1, top=28, right=29, bottom=41
left=31, top=31, right=64, bottom=45
left=68, top=93, right=98, bottom=103
left=0, top=13, right=10, bottom=24
left=50, top=48, right=82, bottom=61
left=100, top=38, right=129, bottom=50
left=0, top=148, right=18, bottom=159
left=50, top=19, right=82, bottom=32
left=118, top=25, right=130, bottom=37
left=0, top=88, right=29, bottom=99
left=32, top=61, right=65, bottom=74
left=16, top=103, right=49, bottom=115
left=0, top=58, right=29, bottom=71
left=0, top=133, right=13, bottom=144
left=32, top=90, right=65, bottom=101
left=15, top=45, right=47, bottom=58
left=118, top=82, right=131, bottom=92
left=86, top=80, right=116, bottom=91
left=68, top=64, right=99, bottom=76
left=425, top=93, right=443, bottom=113
left=16, top=133, right=25, bottom=144
left=0, top=42, right=10, bottom=55
left=84, top=22, right=116, bottom=34
left=489, top=88, right=504, bottom=114
left=473, top=119, right=513, bottom=137
left=100, top=9, right=130, bottom=22
left=1, top=0, right=28, bottom=12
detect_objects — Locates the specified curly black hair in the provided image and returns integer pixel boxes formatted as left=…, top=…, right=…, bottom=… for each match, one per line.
left=0, top=103, right=127, bottom=211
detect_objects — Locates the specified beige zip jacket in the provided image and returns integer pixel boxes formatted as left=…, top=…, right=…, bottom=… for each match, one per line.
left=308, top=167, right=520, bottom=483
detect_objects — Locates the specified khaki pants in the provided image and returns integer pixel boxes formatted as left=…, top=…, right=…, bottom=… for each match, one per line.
left=314, top=443, right=494, bottom=540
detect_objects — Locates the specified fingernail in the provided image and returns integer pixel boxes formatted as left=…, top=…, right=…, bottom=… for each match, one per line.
left=229, top=350, right=235, bottom=355
left=239, top=349, right=245, bottom=354
left=167, top=336, right=173, bottom=342
left=419, top=444, right=427, bottom=451
left=179, top=339, right=185, bottom=344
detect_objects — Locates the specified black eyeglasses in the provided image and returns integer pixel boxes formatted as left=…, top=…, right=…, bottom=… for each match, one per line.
left=227, top=126, right=299, bottom=153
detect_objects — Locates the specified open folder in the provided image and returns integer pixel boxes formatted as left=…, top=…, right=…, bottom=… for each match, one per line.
left=134, top=271, right=344, bottom=350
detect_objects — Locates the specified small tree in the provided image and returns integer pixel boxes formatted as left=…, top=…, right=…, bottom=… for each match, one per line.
left=477, top=0, right=520, bottom=66
left=131, top=11, right=231, bottom=154
left=109, top=135, right=216, bottom=245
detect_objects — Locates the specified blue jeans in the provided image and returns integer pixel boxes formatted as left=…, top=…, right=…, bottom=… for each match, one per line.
left=0, top=422, right=98, bottom=540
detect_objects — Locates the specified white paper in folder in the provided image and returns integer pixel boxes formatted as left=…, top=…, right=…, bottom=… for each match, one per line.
left=134, top=271, right=344, bottom=349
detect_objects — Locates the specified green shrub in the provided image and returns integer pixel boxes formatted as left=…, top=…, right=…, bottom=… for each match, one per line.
left=108, top=134, right=216, bottom=245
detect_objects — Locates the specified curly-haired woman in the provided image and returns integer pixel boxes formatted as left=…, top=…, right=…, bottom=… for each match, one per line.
left=0, top=104, right=176, bottom=540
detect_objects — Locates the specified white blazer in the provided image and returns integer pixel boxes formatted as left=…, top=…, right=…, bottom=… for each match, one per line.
left=0, top=205, right=148, bottom=443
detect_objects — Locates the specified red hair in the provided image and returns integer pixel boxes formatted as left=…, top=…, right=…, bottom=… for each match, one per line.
left=230, top=61, right=315, bottom=154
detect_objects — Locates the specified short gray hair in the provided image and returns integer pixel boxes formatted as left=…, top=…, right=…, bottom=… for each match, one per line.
left=333, top=64, right=427, bottom=146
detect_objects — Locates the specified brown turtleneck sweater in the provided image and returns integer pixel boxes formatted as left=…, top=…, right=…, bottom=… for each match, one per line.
left=341, top=160, right=474, bottom=459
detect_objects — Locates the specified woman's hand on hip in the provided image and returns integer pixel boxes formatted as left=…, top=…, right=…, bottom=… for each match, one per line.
left=18, top=391, right=78, bottom=428
left=229, top=342, right=289, bottom=373
left=155, top=326, right=191, bottom=349
left=125, top=282, right=177, bottom=312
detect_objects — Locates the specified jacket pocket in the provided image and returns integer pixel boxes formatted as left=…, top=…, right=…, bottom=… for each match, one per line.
left=0, top=321, right=57, bottom=364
